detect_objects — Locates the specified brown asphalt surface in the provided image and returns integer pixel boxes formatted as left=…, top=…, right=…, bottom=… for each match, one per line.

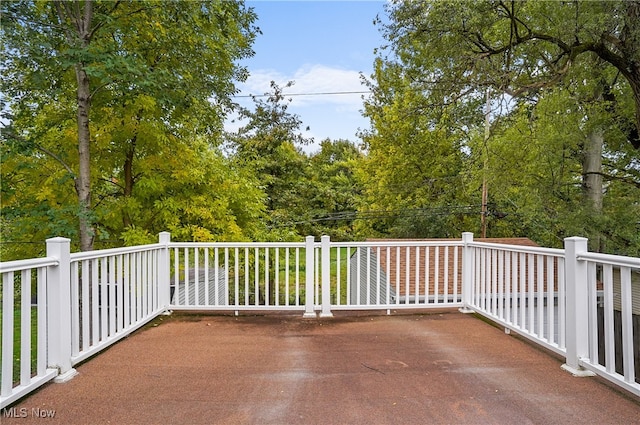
left=3, top=311, right=640, bottom=425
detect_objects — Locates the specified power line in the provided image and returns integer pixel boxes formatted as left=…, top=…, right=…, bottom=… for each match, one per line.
left=270, top=205, right=485, bottom=228
left=232, top=90, right=370, bottom=98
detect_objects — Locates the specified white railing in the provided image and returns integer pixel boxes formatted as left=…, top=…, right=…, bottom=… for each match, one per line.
left=1, top=240, right=69, bottom=408
left=167, top=239, right=313, bottom=316
left=326, top=238, right=463, bottom=312
left=69, top=240, right=168, bottom=365
left=570, top=242, right=640, bottom=397
left=465, top=236, right=567, bottom=356
left=1, top=232, right=639, bottom=407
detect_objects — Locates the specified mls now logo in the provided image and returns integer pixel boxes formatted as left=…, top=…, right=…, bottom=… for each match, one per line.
left=3, top=407, right=56, bottom=418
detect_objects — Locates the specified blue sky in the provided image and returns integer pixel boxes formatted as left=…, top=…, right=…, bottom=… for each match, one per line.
left=227, top=0, right=388, bottom=152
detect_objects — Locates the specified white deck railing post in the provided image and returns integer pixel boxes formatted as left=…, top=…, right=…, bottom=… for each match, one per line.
left=459, top=232, right=475, bottom=313
left=303, top=236, right=317, bottom=318
left=158, top=232, right=172, bottom=312
left=320, top=235, right=333, bottom=317
left=562, top=236, right=595, bottom=376
left=46, top=237, right=78, bottom=383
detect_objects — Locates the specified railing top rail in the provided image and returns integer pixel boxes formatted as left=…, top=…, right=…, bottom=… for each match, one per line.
left=468, top=241, right=565, bottom=257
left=0, top=256, right=59, bottom=273
left=168, top=241, right=307, bottom=249
left=70, top=243, right=163, bottom=262
left=577, top=251, right=640, bottom=269
left=330, top=240, right=464, bottom=248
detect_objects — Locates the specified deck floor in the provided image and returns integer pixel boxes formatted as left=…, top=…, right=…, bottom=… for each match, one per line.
left=3, top=311, right=640, bottom=424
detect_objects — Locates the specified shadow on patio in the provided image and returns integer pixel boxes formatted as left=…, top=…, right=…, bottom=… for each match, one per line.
left=2, top=310, right=639, bottom=425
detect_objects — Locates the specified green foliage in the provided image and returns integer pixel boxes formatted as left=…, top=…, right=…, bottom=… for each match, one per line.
left=226, top=82, right=314, bottom=237
left=299, top=139, right=363, bottom=240
left=358, top=0, right=640, bottom=254
left=1, top=0, right=261, bottom=257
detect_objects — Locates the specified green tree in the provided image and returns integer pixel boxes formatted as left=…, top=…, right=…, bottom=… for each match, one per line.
left=360, top=0, right=640, bottom=252
left=226, top=81, right=312, bottom=239
left=300, top=139, right=363, bottom=240
left=359, top=57, right=475, bottom=238
left=2, top=0, right=258, bottom=251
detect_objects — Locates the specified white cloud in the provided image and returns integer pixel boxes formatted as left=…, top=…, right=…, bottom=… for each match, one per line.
left=239, top=64, right=367, bottom=108
left=227, top=64, right=371, bottom=150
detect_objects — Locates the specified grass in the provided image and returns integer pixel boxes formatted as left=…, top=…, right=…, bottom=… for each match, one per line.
left=174, top=246, right=355, bottom=306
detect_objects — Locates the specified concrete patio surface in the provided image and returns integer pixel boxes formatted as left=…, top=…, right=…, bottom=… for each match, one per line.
left=2, top=311, right=640, bottom=424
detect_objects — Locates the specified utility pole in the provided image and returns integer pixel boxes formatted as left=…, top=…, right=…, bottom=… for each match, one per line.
left=481, top=89, right=490, bottom=238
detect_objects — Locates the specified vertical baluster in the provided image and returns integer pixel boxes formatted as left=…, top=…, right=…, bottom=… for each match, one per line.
left=37, top=267, right=47, bottom=376
left=356, top=247, right=361, bottom=305
left=91, top=259, right=99, bottom=345
left=116, top=255, right=123, bottom=333
left=619, top=267, right=635, bottom=384
left=536, top=255, right=544, bottom=338
left=70, top=262, right=80, bottom=356
left=234, top=247, right=240, bottom=307
left=376, top=247, right=381, bottom=305
left=275, top=247, right=280, bottom=306
left=587, top=262, right=598, bottom=363
left=245, top=247, right=250, bottom=306
left=336, top=247, right=342, bottom=306
left=254, top=247, right=260, bottom=306
left=519, top=252, right=526, bottom=329
left=453, top=246, right=459, bottom=304
left=205, top=247, right=210, bottom=306
left=211, top=247, right=217, bottom=306
left=265, top=247, right=270, bottom=306
left=295, top=247, right=300, bottom=306
left=144, top=251, right=150, bottom=316
left=547, top=257, right=555, bottom=344
left=498, top=250, right=504, bottom=319
left=124, top=254, right=131, bottom=330
left=184, top=248, right=190, bottom=307
left=504, top=252, right=511, bottom=325
left=285, top=247, right=291, bottom=306
left=422, top=246, right=429, bottom=304
left=346, top=246, right=351, bottom=305
left=491, top=249, right=497, bottom=315
left=1, top=272, right=14, bottom=397
left=434, top=246, right=440, bottom=305
left=405, top=246, right=410, bottom=305
left=480, top=249, right=486, bottom=310
left=414, top=246, right=420, bottom=305
left=20, top=269, right=31, bottom=386
left=194, top=248, right=200, bottom=306
left=558, top=258, right=566, bottom=350
left=137, top=252, right=143, bottom=321
left=444, top=246, right=450, bottom=305
left=100, top=257, right=108, bottom=340
left=511, top=252, right=518, bottom=325
left=602, top=265, right=615, bottom=374
left=527, top=253, right=534, bottom=333
left=315, top=246, right=320, bottom=306
left=109, top=256, right=116, bottom=337
left=385, top=246, right=391, bottom=306
left=172, top=248, right=178, bottom=306
left=224, top=248, right=230, bottom=306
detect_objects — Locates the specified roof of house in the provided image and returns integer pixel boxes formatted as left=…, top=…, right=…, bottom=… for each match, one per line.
left=351, top=237, right=539, bottom=300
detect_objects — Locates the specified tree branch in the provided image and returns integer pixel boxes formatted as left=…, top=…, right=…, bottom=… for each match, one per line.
left=2, top=128, right=77, bottom=179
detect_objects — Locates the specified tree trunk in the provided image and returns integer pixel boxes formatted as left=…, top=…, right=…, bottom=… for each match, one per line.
left=56, top=0, right=95, bottom=251
left=122, top=136, right=136, bottom=228
left=75, top=64, right=94, bottom=251
left=582, top=128, right=604, bottom=252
